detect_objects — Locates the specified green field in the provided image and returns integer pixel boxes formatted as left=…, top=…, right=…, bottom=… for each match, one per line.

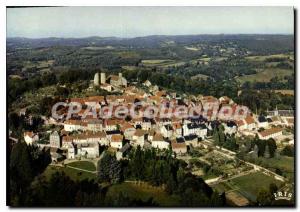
left=43, top=164, right=97, bottom=181
left=245, top=54, right=293, bottom=62
left=141, top=59, right=185, bottom=68
left=213, top=171, right=284, bottom=202
left=67, top=161, right=96, bottom=171
left=253, top=156, right=294, bottom=180
left=237, top=68, right=293, bottom=83
left=105, top=181, right=181, bottom=206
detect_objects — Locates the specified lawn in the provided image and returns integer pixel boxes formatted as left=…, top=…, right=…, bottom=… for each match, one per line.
left=105, top=181, right=181, bottom=206
left=229, top=172, right=283, bottom=201
left=43, top=165, right=97, bottom=181
left=67, top=161, right=96, bottom=171
left=213, top=171, right=284, bottom=202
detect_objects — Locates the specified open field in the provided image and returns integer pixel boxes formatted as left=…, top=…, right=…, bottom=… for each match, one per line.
left=274, top=90, right=294, bottom=96
left=105, top=181, right=181, bottom=206
left=245, top=54, right=293, bottom=62
left=67, top=161, right=96, bottom=171
left=43, top=164, right=97, bottom=181
left=141, top=59, right=186, bottom=68
left=237, top=68, right=293, bottom=83
left=213, top=171, right=284, bottom=202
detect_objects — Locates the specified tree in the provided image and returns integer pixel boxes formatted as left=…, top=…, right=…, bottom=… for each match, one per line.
left=257, top=189, right=272, bottom=206
left=264, top=145, right=270, bottom=159
left=98, top=153, right=122, bottom=184
left=281, top=145, right=294, bottom=157
left=10, top=142, right=34, bottom=205
left=212, top=128, right=220, bottom=147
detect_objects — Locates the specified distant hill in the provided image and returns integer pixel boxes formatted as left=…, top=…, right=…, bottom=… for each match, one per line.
left=7, top=34, right=294, bottom=52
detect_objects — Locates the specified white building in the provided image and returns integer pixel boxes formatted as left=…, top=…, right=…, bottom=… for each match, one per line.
left=258, top=128, right=283, bottom=140
left=49, top=131, right=60, bottom=148
left=110, top=135, right=123, bottom=149
left=77, top=143, right=99, bottom=159
left=151, top=133, right=170, bottom=149
left=182, top=123, right=207, bottom=139
left=161, top=124, right=173, bottom=138
left=67, top=144, right=75, bottom=159
left=24, top=131, right=39, bottom=145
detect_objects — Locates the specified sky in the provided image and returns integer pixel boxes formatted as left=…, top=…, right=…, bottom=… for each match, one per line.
left=7, top=7, right=294, bottom=38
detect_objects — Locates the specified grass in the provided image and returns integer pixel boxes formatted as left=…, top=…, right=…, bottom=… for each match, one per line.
left=237, top=68, right=294, bottom=83
left=230, top=172, right=283, bottom=201
left=254, top=156, right=294, bottom=180
left=141, top=59, right=174, bottom=64
left=213, top=171, right=284, bottom=202
left=141, top=59, right=185, bottom=68
left=105, top=181, right=181, bottom=206
left=245, top=54, right=292, bottom=62
left=67, top=161, right=96, bottom=171
left=43, top=165, right=97, bottom=181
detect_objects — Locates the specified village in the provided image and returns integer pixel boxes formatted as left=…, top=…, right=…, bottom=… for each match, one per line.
left=22, top=72, right=294, bottom=165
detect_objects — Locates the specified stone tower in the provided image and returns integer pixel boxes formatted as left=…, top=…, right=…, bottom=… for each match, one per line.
left=100, top=72, right=106, bottom=84
left=94, top=72, right=100, bottom=86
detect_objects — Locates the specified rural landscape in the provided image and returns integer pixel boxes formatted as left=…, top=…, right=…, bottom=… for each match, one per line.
left=7, top=7, right=295, bottom=207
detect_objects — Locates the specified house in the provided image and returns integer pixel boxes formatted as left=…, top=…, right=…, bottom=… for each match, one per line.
left=100, top=83, right=112, bottom=92
left=77, top=143, right=99, bottom=159
left=108, top=73, right=127, bottom=87
left=143, top=80, right=152, bottom=87
left=110, top=134, right=123, bottom=149
left=147, top=129, right=156, bottom=142
left=67, top=143, right=75, bottom=159
left=258, top=127, right=283, bottom=140
left=184, top=134, right=198, bottom=146
left=171, top=141, right=187, bottom=155
left=269, top=116, right=282, bottom=126
left=141, top=118, right=152, bottom=130
left=24, top=131, right=39, bottom=145
left=172, top=123, right=182, bottom=137
left=87, top=120, right=102, bottom=132
left=132, top=129, right=147, bottom=147
left=235, top=120, right=247, bottom=131
left=121, top=123, right=136, bottom=140
left=182, top=123, right=207, bottom=139
left=244, top=115, right=256, bottom=130
left=257, top=116, right=268, bottom=129
left=283, top=117, right=294, bottom=127
left=116, top=143, right=131, bottom=160
left=49, top=131, right=61, bottom=148
left=219, top=96, right=234, bottom=105
left=64, top=120, right=86, bottom=132
left=19, top=107, right=27, bottom=116
left=105, top=119, right=119, bottom=131
left=161, top=124, right=173, bottom=138
left=151, top=133, right=170, bottom=149
left=62, top=136, right=73, bottom=149
left=86, top=131, right=108, bottom=146
left=223, top=121, right=237, bottom=135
